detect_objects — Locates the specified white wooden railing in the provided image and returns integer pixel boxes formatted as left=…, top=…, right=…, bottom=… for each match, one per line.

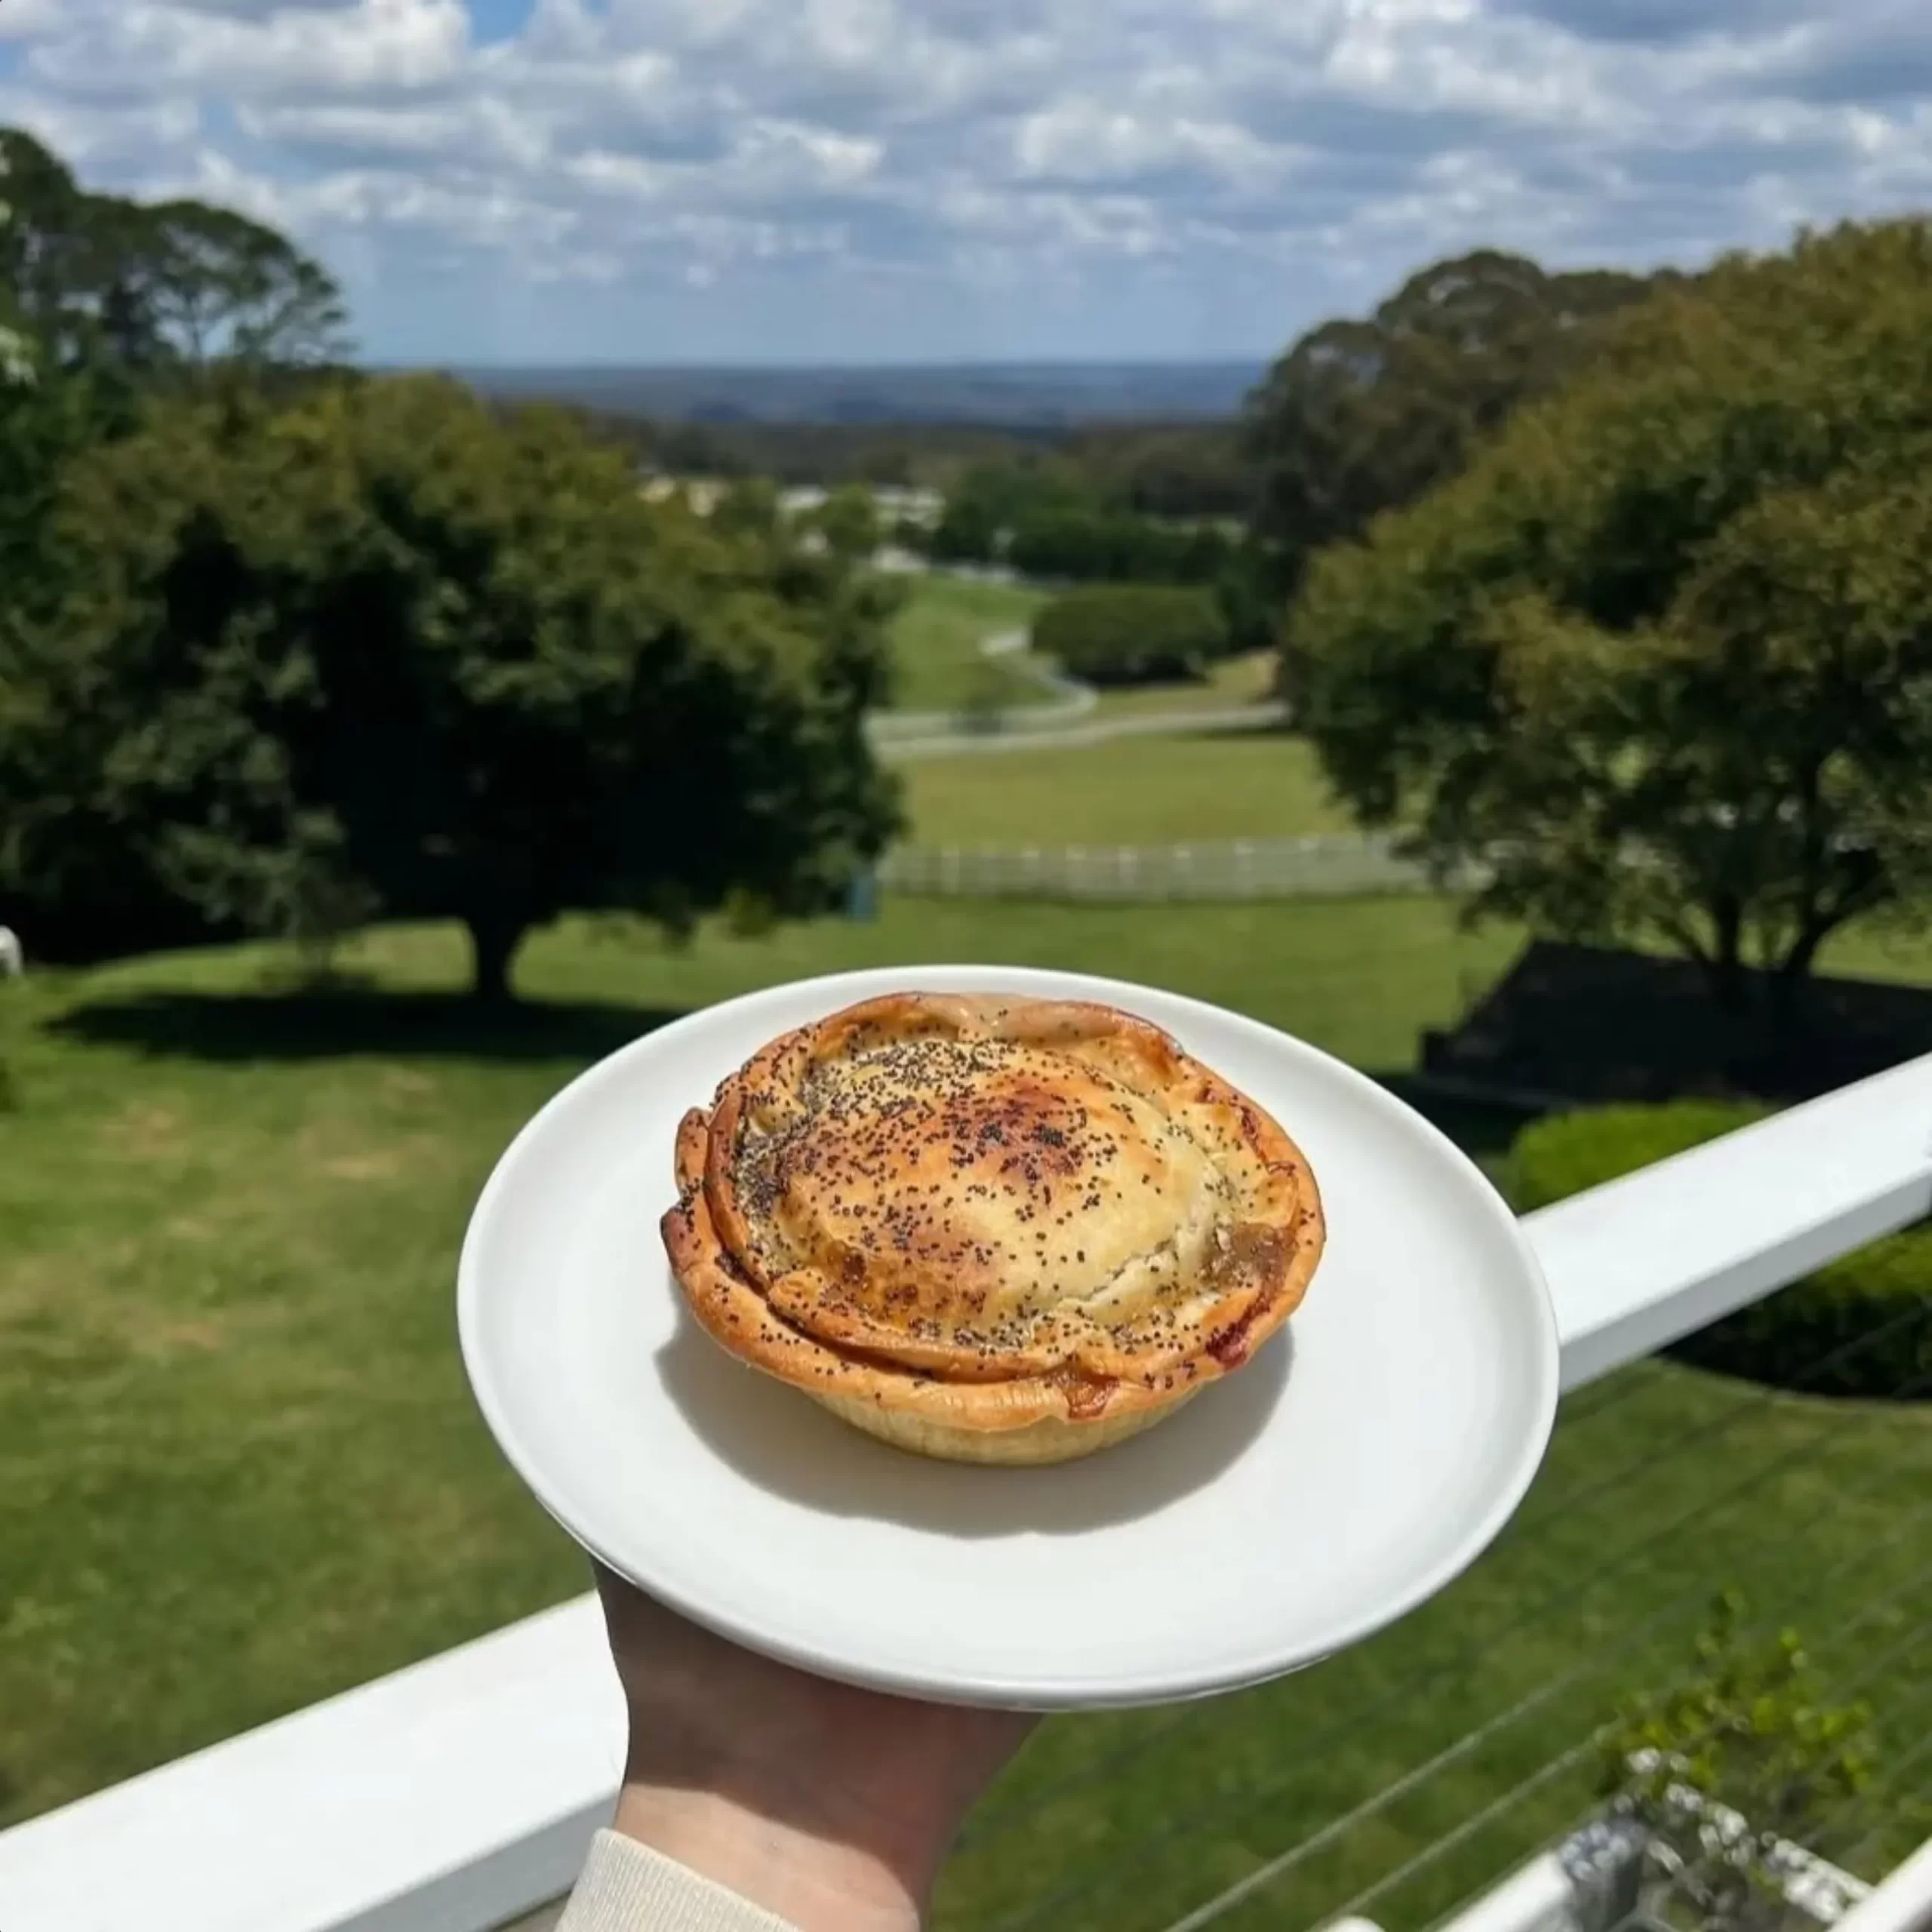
left=2, top=1052, right=1930, bottom=1932
left=1835, top=1837, right=1932, bottom=1932
left=878, top=835, right=1465, bottom=902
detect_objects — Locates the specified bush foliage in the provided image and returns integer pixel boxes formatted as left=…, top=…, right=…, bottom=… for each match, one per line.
left=1033, top=584, right=1231, bottom=687
left=1512, top=1102, right=1932, bottom=1398
left=1602, top=1592, right=1878, bottom=1932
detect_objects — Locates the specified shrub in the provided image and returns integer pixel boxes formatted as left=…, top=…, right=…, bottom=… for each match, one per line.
left=1033, top=584, right=1230, bottom=686
left=1006, top=509, right=1234, bottom=585
left=1511, top=1100, right=1770, bottom=1206
left=1512, top=1102, right=1932, bottom=1399
left=1603, top=1592, right=1875, bottom=1932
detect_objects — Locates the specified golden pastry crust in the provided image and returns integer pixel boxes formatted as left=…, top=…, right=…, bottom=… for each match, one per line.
left=660, top=992, right=1324, bottom=1464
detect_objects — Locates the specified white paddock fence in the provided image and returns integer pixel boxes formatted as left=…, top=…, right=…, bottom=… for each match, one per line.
left=881, top=834, right=1484, bottom=902
left=2, top=1048, right=1930, bottom=1932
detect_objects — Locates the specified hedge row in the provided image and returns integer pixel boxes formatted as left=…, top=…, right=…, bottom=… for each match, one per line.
left=1511, top=1102, right=1932, bottom=1400
left=1032, top=584, right=1231, bottom=687
left=1004, top=511, right=1235, bottom=587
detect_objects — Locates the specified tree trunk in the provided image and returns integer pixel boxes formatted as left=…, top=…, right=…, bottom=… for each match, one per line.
left=1769, top=924, right=1827, bottom=1047
left=466, top=912, right=527, bottom=1005
left=1697, top=898, right=1764, bottom=1091
left=1706, top=952, right=1748, bottom=1017
left=1702, top=894, right=1749, bottom=1016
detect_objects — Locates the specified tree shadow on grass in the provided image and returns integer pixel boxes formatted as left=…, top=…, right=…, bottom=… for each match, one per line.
left=50, top=987, right=687, bottom=1065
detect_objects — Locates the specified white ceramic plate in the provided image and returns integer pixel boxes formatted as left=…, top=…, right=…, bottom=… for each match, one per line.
left=459, top=965, right=1558, bottom=1710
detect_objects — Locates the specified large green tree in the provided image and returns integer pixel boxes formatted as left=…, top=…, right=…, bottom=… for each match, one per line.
left=1066, top=423, right=1257, bottom=521
left=1247, top=250, right=1666, bottom=591
left=2, top=377, right=900, bottom=996
left=2, top=128, right=363, bottom=963
left=809, top=482, right=881, bottom=564
left=927, top=456, right=1094, bottom=565
left=1294, top=220, right=1932, bottom=1037
left=1, top=142, right=125, bottom=587
left=0, top=306, right=64, bottom=583
left=0, top=128, right=349, bottom=380
left=2, top=125, right=350, bottom=660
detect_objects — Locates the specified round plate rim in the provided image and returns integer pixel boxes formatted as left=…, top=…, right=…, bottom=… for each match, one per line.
left=457, top=963, right=1560, bottom=1710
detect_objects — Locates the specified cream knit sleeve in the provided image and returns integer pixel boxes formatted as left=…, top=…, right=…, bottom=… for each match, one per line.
left=555, top=1831, right=802, bottom=1932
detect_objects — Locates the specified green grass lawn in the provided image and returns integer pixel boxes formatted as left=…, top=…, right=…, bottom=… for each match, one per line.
left=3, top=899, right=1930, bottom=1929
left=939, top=1363, right=1932, bottom=1932
left=0, top=896, right=1516, bottom=1838
left=883, top=575, right=1278, bottom=725
left=904, top=728, right=1355, bottom=845
left=885, top=575, right=1050, bottom=713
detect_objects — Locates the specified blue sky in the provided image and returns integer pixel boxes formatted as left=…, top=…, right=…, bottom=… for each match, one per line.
left=3, top=0, right=1930, bottom=365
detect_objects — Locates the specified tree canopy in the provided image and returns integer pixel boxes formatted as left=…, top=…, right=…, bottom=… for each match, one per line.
left=0, top=128, right=349, bottom=380
left=1294, top=219, right=1932, bottom=1034
left=1247, top=249, right=1668, bottom=589
left=2, top=126, right=352, bottom=625
left=810, top=482, right=882, bottom=563
left=1, top=376, right=900, bottom=995
left=0, top=306, right=74, bottom=592
left=2, top=134, right=904, bottom=992
left=917, top=454, right=1275, bottom=655
left=1004, top=506, right=1235, bottom=586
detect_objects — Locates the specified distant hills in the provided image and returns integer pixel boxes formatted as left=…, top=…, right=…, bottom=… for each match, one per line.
left=445, top=361, right=1266, bottom=427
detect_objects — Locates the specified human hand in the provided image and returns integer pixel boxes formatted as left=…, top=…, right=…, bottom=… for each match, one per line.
left=593, top=1564, right=1036, bottom=1931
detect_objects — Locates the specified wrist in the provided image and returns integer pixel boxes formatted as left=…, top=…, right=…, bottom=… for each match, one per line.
left=611, top=1777, right=931, bottom=1932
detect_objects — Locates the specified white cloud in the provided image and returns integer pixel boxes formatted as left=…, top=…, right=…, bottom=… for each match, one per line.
left=0, top=0, right=62, bottom=40
left=24, top=0, right=469, bottom=100
left=1, top=0, right=1929, bottom=359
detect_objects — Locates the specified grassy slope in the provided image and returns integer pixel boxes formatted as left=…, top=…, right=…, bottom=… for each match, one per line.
left=3, top=902, right=1930, bottom=1924
left=0, top=897, right=1514, bottom=1834
left=940, top=1362, right=1932, bottom=1932
left=884, top=576, right=1051, bottom=713
left=1085, top=650, right=1279, bottom=720
left=903, top=729, right=1355, bottom=845
left=884, top=580, right=1278, bottom=723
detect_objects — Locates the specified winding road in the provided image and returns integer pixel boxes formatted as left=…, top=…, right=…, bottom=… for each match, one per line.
left=867, top=626, right=1287, bottom=761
